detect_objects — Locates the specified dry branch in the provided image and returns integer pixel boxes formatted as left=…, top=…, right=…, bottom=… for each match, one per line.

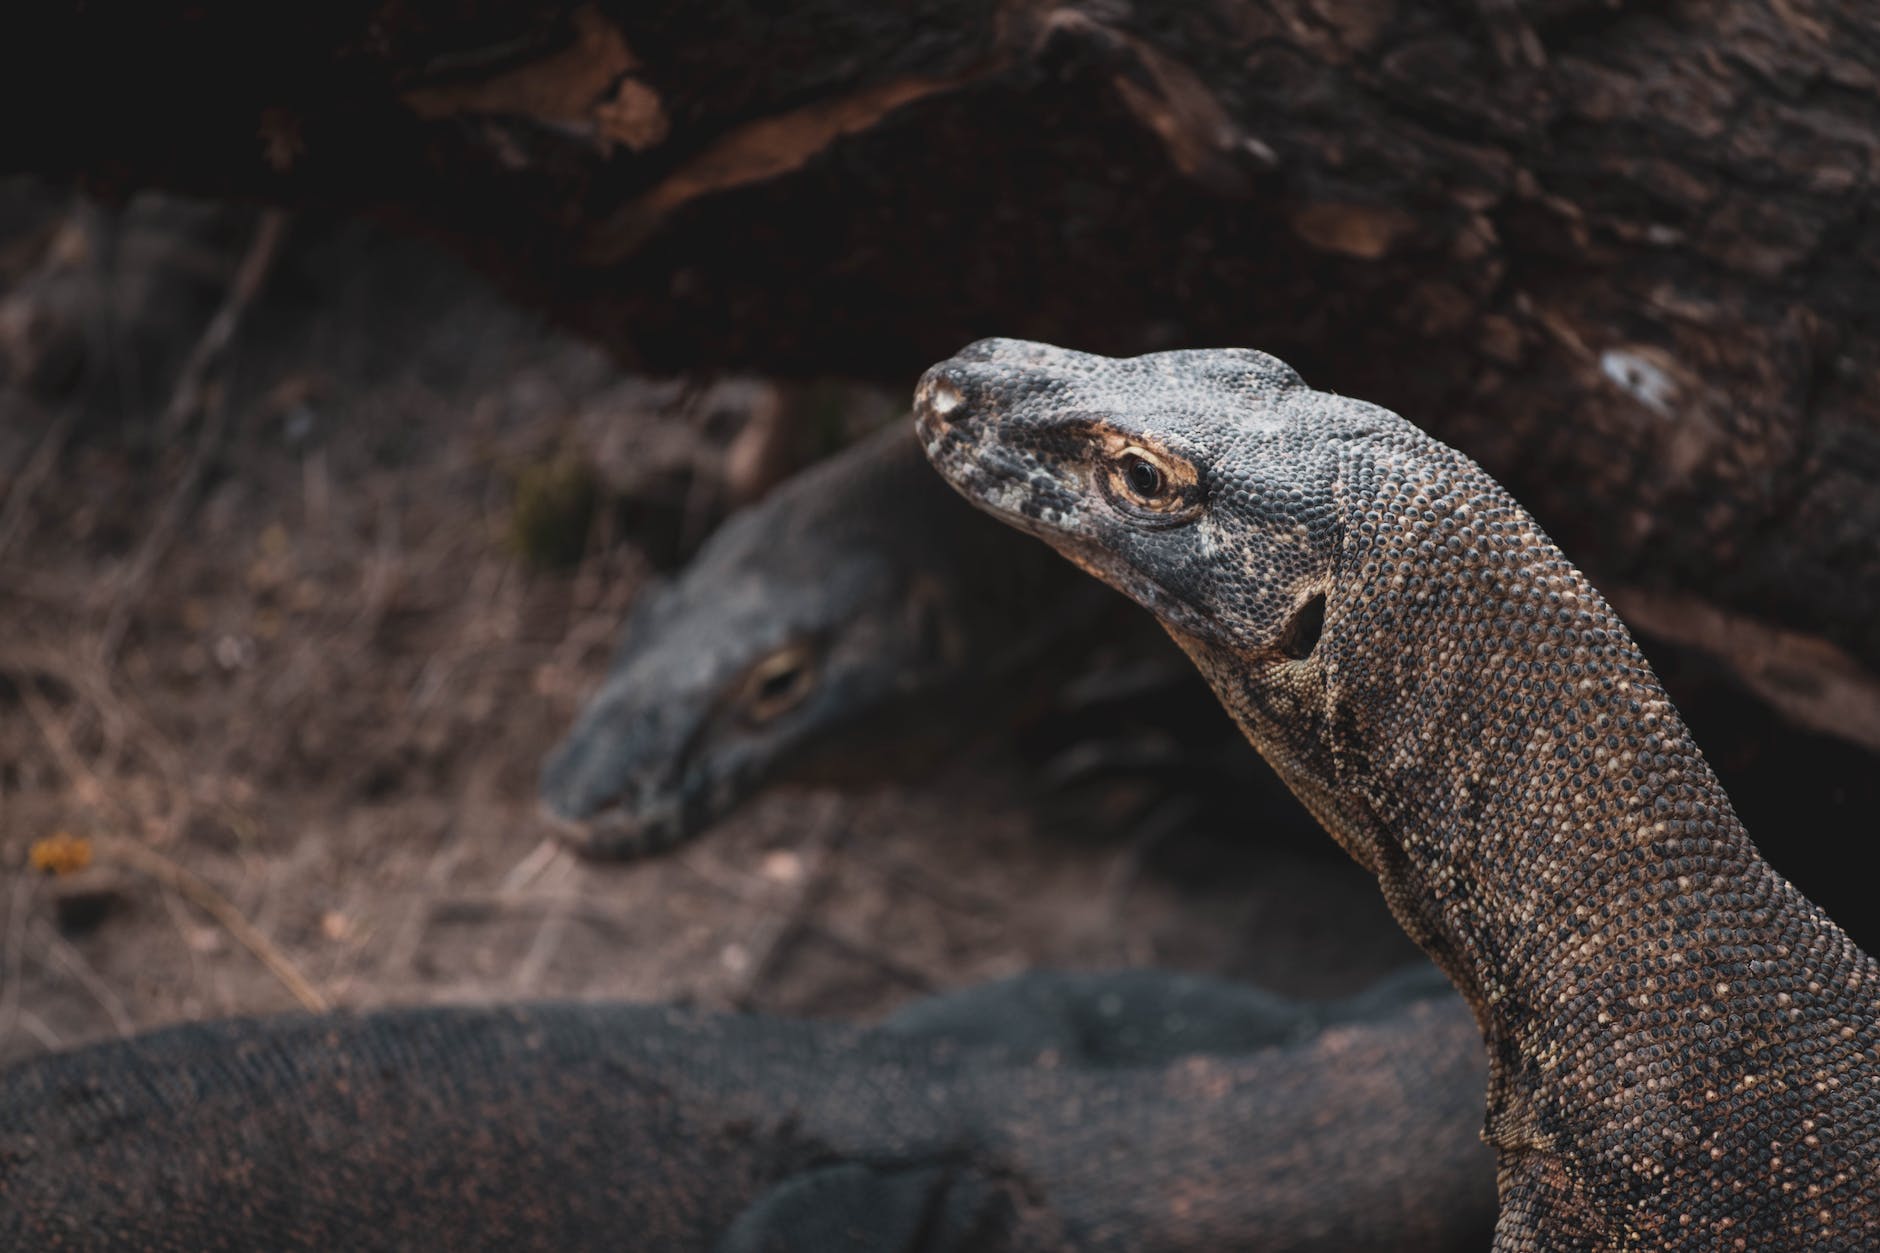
left=91, top=836, right=330, bottom=1014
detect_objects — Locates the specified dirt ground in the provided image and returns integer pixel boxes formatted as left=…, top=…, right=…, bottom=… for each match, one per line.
left=0, top=184, right=1425, bottom=1068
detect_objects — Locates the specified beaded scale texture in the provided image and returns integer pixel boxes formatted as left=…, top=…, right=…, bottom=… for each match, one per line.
left=1, top=973, right=1494, bottom=1250
left=915, top=338, right=1880, bottom=1251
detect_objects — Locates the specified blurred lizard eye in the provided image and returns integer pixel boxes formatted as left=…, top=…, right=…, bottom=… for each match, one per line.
left=741, top=643, right=817, bottom=724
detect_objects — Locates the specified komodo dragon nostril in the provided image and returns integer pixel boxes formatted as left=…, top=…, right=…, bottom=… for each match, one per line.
left=924, top=377, right=963, bottom=419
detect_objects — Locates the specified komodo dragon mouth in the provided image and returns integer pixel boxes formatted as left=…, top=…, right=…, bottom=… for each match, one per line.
left=915, top=336, right=1880, bottom=1250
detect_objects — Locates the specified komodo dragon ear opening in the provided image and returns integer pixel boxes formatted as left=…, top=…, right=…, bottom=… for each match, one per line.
left=1280, top=593, right=1326, bottom=660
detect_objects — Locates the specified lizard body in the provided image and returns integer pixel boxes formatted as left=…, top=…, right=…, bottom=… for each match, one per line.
left=917, top=339, right=1880, bottom=1250
left=540, top=420, right=1106, bottom=858
left=0, top=967, right=1492, bottom=1251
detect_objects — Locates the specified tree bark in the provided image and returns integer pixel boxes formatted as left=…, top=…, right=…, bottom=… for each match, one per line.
left=5, top=0, right=1876, bottom=744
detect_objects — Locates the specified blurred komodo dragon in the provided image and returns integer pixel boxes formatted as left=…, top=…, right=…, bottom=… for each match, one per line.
left=539, top=420, right=1113, bottom=858
left=917, top=339, right=1880, bottom=1250
left=1, top=967, right=1494, bottom=1252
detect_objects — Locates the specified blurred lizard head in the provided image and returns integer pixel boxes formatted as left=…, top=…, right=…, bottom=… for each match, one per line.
left=540, top=422, right=1074, bottom=859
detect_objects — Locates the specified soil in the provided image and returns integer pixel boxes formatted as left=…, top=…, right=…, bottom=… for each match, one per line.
left=0, top=183, right=1417, bottom=1068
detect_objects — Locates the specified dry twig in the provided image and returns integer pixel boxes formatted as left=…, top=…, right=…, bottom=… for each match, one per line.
left=0, top=874, right=33, bottom=1049
left=19, top=681, right=327, bottom=1013
left=843, top=843, right=1006, bottom=920
left=16, top=1010, right=63, bottom=1052
left=98, top=209, right=290, bottom=661
left=91, top=836, right=329, bottom=1014
left=726, top=802, right=847, bottom=1008
left=499, top=837, right=565, bottom=894
left=0, top=642, right=192, bottom=825
left=0, top=396, right=78, bottom=560
left=425, top=892, right=636, bottom=942
left=35, top=919, right=137, bottom=1037
left=509, top=850, right=580, bottom=992
left=156, top=209, right=290, bottom=440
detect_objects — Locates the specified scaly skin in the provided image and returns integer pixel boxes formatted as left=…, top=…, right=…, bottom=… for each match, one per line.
left=916, top=339, right=1880, bottom=1251
left=0, top=968, right=1492, bottom=1252
left=539, top=420, right=1105, bottom=858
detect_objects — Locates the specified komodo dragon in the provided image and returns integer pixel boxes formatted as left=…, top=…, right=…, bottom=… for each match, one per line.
left=916, top=339, right=1880, bottom=1250
left=1, top=966, right=1494, bottom=1251
left=540, top=420, right=1110, bottom=858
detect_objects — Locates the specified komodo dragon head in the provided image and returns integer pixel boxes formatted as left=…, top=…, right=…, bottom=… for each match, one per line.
left=915, top=338, right=1392, bottom=872
left=541, top=420, right=1092, bottom=858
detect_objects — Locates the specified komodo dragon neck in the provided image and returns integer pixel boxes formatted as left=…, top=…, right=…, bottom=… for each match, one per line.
left=1271, top=457, right=1878, bottom=1174
left=915, top=337, right=1880, bottom=1250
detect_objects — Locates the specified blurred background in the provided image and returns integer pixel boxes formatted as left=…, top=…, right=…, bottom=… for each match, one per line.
left=2, top=1, right=1876, bottom=1070
left=0, top=187, right=1424, bottom=1066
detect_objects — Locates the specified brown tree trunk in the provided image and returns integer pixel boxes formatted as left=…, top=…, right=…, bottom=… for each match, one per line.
left=5, top=0, right=1876, bottom=746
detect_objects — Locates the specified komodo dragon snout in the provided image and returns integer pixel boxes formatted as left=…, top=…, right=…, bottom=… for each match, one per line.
left=916, top=337, right=1363, bottom=661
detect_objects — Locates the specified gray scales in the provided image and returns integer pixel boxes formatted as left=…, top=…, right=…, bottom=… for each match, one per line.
left=0, top=967, right=1493, bottom=1251
left=917, top=339, right=1880, bottom=1251
left=539, top=420, right=1116, bottom=858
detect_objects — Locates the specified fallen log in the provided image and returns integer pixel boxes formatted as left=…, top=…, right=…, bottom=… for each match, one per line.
left=3, top=0, right=1875, bottom=742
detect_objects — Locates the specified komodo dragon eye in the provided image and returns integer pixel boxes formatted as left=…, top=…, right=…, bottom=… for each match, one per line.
left=1101, top=443, right=1200, bottom=522
left=1122, top=453, right=1165, bottom=499
left=740, top=643, right=818, bottom=725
